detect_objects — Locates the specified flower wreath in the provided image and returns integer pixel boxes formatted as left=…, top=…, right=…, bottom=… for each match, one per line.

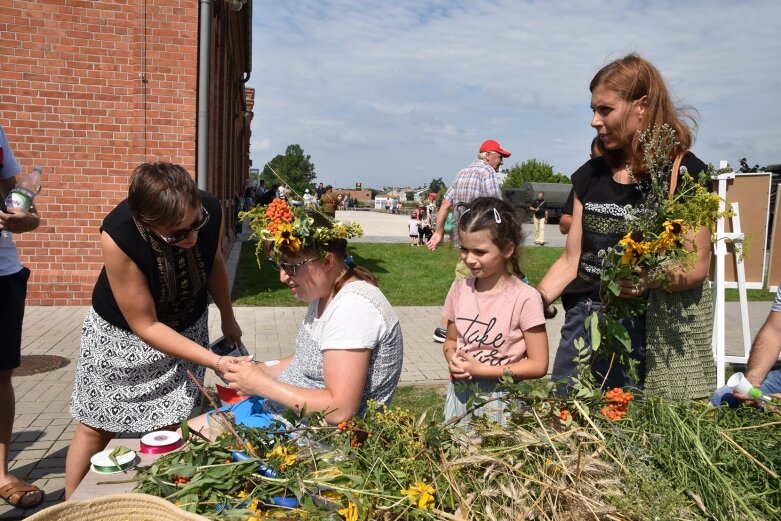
left=242, top=198, right=363, bottom=263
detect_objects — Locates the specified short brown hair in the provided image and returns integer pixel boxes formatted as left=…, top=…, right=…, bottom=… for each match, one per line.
left=128, top=162, right=201, bottom=228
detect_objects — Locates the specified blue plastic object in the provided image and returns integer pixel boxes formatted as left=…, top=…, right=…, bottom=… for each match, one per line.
left=269, top=496, right=300, bottom=508
left=231, top=450, right=278, bottom=477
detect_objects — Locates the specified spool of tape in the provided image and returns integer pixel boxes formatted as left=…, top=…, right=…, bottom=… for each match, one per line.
left=90, top=448, right=137, bottom=474
left=140, top=431, right=183, bottom=454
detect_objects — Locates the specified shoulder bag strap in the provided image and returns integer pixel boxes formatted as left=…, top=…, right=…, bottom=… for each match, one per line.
left=668, top=153, right=684, bottom=199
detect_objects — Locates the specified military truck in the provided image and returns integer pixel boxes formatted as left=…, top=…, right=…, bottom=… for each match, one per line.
left=502, top=182, right=573, bottom=223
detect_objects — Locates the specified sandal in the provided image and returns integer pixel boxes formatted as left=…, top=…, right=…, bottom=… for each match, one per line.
left=0, top=480, right=45, bottom=509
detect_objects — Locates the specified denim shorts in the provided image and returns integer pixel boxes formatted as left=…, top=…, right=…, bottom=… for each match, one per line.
left=551, top=298, right=646, bottom=396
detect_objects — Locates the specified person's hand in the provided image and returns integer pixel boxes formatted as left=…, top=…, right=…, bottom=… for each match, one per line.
left=0, top=207, right=39, bottom=234
left=729, top=391, right=767, bottom=409
left=618, top=267, right=659, bottom=298
left=447, top=350, right=475, bottom=380
left=222, top=359, right=270, bottom=396
left=427, top=231, right=443, bottom=251
left=221, top=316, right=243, bottom=345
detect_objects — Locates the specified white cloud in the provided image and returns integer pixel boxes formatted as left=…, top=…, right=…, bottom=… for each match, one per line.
left=248, top=0, right=781, bottom=187
left=250, top=137, right=272, bottom=152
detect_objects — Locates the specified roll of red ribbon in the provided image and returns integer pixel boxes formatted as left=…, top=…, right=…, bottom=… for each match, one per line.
left=139, top=431, right=183, bottom=454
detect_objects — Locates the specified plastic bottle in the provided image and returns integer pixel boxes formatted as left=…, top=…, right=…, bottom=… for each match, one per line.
left=5, top=166, right=42, bottom=212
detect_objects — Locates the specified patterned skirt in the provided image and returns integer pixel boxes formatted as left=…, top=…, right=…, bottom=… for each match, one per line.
left=69, top=307, right=209, bottom=433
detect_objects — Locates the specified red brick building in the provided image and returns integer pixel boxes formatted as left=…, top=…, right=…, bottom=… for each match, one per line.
left=0, top=0, right=253, bottom=304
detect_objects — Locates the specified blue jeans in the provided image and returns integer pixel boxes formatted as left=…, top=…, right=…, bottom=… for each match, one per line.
left=710, top=370, right=781, bottom=407
left=551, top=299, right=646, bottom=396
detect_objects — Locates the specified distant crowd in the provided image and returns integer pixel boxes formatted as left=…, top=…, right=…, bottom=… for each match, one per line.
left=239, top=181, right=356, bottom=216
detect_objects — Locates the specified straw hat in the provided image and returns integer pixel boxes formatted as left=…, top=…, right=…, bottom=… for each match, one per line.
left=26, top=493, right=209, bottom=521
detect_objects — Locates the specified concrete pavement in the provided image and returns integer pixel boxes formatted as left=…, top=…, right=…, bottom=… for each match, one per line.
left=0, top=210, right=772, bottom=518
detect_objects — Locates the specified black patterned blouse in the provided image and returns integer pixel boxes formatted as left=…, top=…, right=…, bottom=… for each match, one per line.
left=91, top=190, right=222, bottom=332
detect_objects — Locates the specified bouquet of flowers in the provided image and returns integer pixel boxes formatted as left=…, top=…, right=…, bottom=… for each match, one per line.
left=589, top=125, right=731, bottom=378
left=240, top=198, right=363, bottom=264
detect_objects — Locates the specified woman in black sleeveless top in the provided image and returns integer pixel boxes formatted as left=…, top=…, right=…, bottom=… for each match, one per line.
left=65, top=163, right=243, bottom=498
left=538, top=54, right=712, bottom=395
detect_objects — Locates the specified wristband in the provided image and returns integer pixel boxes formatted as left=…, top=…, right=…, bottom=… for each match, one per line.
left=264, top=359, right=280, bottom=367
left=215, top=356, right=224, bottom=373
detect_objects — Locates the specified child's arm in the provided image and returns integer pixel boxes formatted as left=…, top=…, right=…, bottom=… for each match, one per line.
left=449, top=324, right=549, bottom=380
left=504, top=325, right=548, bottom=379
left=443, top=322, right=472, bottom=380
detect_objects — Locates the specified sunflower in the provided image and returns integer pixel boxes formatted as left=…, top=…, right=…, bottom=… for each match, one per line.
left=401, top=481, right=435, bottom=510
left=338, top=501, right=359, bottom=521
left=274, top=223, right=301, bottom=253
left=663, top=219, right=686, bottom=235
left=618, top=232, right=651, bottom=265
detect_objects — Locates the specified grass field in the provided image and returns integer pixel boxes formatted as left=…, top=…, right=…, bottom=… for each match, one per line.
left=232, top=240, right=775, bottom=305
left=232, top=241, right=563, bottom=306
left=389, top=384, right=446, bottom=421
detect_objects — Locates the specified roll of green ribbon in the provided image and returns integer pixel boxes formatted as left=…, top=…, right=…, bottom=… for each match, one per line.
left=90, top=447, right=137, bottom=474
left=91, top=460, right=135, bottom=473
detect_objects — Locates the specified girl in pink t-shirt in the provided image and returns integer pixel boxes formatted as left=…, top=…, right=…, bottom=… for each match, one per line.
left=442, top=197, right=549, bottom=425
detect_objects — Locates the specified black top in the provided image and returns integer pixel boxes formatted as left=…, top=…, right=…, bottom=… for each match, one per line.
left=92, top=190, right=222, bottom=331
left=561, top=152, right=707, bottom=310
left=255, top=190, right=277, bottom=206
left=562, top=188, right=574, bottom=216
left=531, top=198, right=547, bottom=217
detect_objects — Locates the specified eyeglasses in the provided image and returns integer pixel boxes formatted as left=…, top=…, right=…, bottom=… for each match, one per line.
left=157, top=206, right=210, bottom=244
left=268, top=257, right=317, bottom=276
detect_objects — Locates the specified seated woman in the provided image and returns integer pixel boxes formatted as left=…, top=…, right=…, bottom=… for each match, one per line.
left=190, top=206, right=404, bottom=436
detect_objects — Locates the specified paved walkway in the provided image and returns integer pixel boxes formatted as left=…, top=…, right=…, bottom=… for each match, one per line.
left=0, top=210, right=772, bottom=518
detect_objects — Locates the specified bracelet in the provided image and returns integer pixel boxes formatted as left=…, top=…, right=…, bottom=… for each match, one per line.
left=215, top=356, right=224, bottom=373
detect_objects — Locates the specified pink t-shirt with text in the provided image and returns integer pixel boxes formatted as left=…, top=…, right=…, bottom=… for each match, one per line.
left=443, top=276, right=545, bottom=367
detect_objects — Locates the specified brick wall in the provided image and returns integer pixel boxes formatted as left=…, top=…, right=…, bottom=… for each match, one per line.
left=0, top=0, right=251, bottom=305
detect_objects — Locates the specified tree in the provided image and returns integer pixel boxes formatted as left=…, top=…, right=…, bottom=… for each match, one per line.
left=261, top=144, right=316, bottom=196
left=428, top=177, right=446, bottom=194
left=501, top=159, right=570, bottom=188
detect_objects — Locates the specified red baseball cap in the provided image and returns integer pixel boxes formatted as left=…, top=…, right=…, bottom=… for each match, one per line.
left=479, top=139, right=511, bottom=157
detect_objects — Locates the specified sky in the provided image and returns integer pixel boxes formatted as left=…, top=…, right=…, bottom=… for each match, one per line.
left=246, top=0, right=781, bottom=189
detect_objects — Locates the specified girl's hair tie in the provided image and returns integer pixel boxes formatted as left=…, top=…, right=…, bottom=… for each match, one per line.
left=344, top=255, right=355, bottom=268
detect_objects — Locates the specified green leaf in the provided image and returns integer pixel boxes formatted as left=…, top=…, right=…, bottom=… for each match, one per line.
left=180, top=420, right=190, bottom=442
left=204, top=464, right=236, bottom=480
left=588, top=313, right=601, bottom=350
left=605, top=317, right=631, bottom=351
left=167, top=465, right=198, bottom=478
left=109, top=445, right=131, bottom=469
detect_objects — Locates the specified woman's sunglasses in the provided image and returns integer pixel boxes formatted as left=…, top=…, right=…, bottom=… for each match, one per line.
left=157, top=206, right=210, bottom=244
left=268, top=257, right=317, bottom=276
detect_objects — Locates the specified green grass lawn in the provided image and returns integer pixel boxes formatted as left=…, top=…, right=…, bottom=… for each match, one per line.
left=232, top=241, right=564, bottom=306
left=390, top=384, right=446, bottom=421
left=723, top=287, right=776, bottom=301
left=231, top=240, right=775, bottom=305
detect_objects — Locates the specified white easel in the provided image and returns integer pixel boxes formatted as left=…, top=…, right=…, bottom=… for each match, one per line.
left=712, top=164, right=753, bottom=387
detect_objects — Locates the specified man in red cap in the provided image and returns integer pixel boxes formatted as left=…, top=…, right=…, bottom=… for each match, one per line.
left=426, top=139, right=510, bottom=342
